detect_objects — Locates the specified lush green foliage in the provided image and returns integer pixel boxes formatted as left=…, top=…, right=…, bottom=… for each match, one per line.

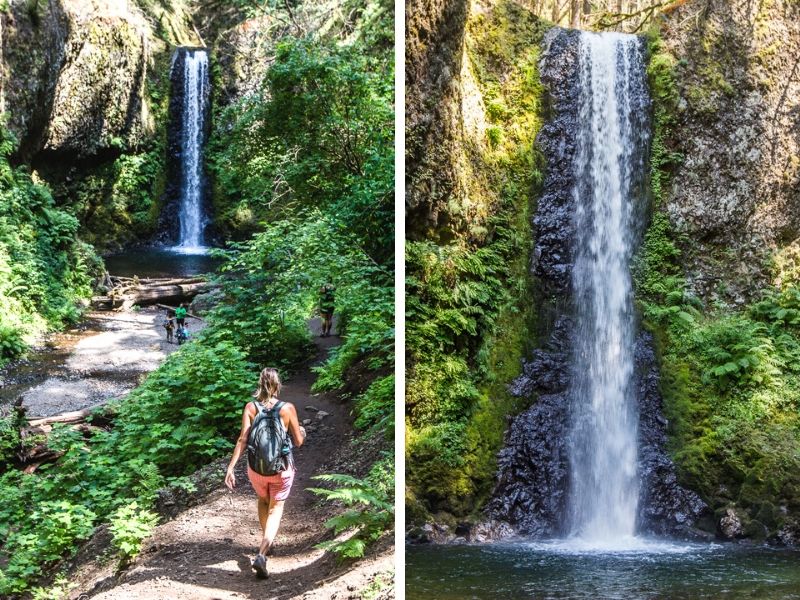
left=635, top=29, right=800, bottom=537
left=206, top=214, right=393, bottom=376
left=66, top=145, right=165, bottom=251
left=309, top=456, right=394, bottom=560
left=109, top=502, right=160, bottom=561
left=205, top=22, right=395, bottom=558
left=405, top=2, right=548, bottom=519
left=0, top=124, right=101, bottom=365
left=0, top=340, right=255, bottom=594
left=0, top=5, right=394, bottom=591
left=209, top=38, right=393, bottom=264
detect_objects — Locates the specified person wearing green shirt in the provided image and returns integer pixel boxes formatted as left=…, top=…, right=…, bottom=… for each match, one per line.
left=318, top=283, right=336, bottom=337
left=175, top=303, right=188, bottom=327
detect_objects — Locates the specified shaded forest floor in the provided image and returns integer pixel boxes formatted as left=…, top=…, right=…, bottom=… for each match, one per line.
left=64, top=319, right=394, bottom=600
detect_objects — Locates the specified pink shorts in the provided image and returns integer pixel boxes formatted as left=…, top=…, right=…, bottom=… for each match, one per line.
left=247, top=466, right=295, bottom=501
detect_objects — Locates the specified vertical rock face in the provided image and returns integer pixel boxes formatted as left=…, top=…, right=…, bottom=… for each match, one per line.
left=532, top=28, right=581, bottom=295
left=2, top=0, right=159, bottom=162
left=634, top=332, right=710, bottom=536
left=485, top=317, right=573, bottom=538
left=658, top=0, right=800, bottom=301
left=405, top=0, right=472, bottom=240
left=483, top=28, right=707, bottom=540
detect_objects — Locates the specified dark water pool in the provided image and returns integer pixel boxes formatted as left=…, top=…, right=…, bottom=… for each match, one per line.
left=104, top=247, right=222, bottom=278
left=406, top=540, right=800, bottom=600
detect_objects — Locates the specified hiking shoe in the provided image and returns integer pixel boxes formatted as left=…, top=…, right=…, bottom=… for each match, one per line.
left=252, top=554, right=268, bottom=579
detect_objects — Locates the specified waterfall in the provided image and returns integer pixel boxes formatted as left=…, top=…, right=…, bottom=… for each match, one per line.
left=566, top=31, right=650, bottom=542
left=174, top=48, right=209, bottom=253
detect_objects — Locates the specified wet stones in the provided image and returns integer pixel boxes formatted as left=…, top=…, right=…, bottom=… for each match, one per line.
left=484, top=392, right=570, bottom=538
left=532, top=28, right=582, bottom=294
left=718, top=508, right=744, bottom=539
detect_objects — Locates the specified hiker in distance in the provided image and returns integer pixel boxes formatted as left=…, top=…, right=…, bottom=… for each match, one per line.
left=224, top=368, right=306, bottom=579
left=175, top=302, right=188, bottom=328
left=318, top=282, right=336, bottom=337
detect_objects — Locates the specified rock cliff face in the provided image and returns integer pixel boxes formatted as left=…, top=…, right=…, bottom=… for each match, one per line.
left=481, top=28, right=707, bottom=540
left=0, top=0, right=199, bottom=249
left=2, top=0, right=197, bottom=163
left=406, top=0, right=486, bottom=242
left=658, top=0, right=800, bottom=301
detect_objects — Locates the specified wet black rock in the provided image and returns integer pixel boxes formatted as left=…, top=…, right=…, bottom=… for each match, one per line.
left=634, top=332, right=710, bottom=536
left=508, top=317, right=572, bottom=398
left=482, top=28, right=708, bottom=541
left=484, top=392, right=570, bottom=538
left=532, top=29, right=582, bottom=294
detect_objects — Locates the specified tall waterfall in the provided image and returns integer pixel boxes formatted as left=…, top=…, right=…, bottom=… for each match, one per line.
left=566, top=32, right=650, bottom=542
left=174, top=49, right=209, bottom=253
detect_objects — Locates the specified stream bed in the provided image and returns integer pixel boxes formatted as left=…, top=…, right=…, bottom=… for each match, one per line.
left=406, top=542, right=800, bottom=599
left=0, top=249, right=216, bottom=416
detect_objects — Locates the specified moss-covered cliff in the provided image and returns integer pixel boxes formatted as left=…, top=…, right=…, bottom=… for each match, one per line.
left=406, top=0, right=549, bottom=524
left=636, top=0, right=800, bottom=543
left=0, top=0, right=199, bottom=251
left=407, top=0, right=800, bottom=545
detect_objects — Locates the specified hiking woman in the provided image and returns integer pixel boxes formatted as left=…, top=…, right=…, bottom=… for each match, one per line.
left=224, top=368, right=306, bottom=578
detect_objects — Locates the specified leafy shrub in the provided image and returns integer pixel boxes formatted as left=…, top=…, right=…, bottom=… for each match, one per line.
left=110, top=341, right=255, bottom=474
left=0, top=123, right=99, bottom=365
left=0, top=500, right=96, bottom=593
left=0, top=324, right=25, bottom=361
left=208, top=38, right=393, bottom=264
left=109, top=502, right=159, bottom=561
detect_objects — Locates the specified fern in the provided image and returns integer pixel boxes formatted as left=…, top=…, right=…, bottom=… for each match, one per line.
left=308, top=468, right=393, bottom=561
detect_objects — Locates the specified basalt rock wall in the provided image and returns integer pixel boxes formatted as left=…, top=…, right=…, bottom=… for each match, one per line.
left=658, top=0, right=800, bottom=302
left=480, top=28, right=708, bottom=541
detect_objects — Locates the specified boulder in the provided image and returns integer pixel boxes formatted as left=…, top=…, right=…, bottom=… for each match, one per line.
left=718, top=508, right=744, bottom=539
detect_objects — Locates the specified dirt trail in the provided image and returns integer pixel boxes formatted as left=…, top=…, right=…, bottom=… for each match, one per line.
left=71, top=319, right=393, bottom=600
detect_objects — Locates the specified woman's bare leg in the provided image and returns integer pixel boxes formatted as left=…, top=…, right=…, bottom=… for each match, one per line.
left=257, top=497, right=268, bottom=533
left=258, top=497, right=285, bottom=556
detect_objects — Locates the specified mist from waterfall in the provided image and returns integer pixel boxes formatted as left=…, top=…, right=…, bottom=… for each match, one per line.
left=566, top=31, right=651, bottom=544
left=175, top=49, right=209, bottom=254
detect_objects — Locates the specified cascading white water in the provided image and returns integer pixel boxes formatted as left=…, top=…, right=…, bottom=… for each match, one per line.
left=175, top=49, right=209, bottom=254
left=566, top=31, right=650, bottom=544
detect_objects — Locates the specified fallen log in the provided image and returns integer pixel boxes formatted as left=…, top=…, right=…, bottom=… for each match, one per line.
left=93, top=280, right=214, bottom=309
left=23, top=452, right=64, bottom=474
left=27, top=405, right=104, bottom=429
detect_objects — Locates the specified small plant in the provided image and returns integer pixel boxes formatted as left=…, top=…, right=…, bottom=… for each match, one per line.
left=309, top=472, right=393, bottom=560
left=30, top=575, right=75, bottom=600
left=0, top=324, right=26, bottom=361
left=109, top=502, right=159, bottom=562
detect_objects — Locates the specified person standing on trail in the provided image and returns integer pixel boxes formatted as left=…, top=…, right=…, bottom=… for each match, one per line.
left=318, top=283, right=336, bottom=338
left=175, top=303, right=188, bottom=328
left=224, top=368, right=306, bottom=579
left=163, top=314, right=175, bottom=344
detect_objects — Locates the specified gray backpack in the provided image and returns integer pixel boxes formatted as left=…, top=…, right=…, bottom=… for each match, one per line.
left=246, top=401, right=292, bottom=475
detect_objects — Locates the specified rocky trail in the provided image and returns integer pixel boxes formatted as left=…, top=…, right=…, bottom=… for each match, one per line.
left=67, top=318, right=394, bottom=600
